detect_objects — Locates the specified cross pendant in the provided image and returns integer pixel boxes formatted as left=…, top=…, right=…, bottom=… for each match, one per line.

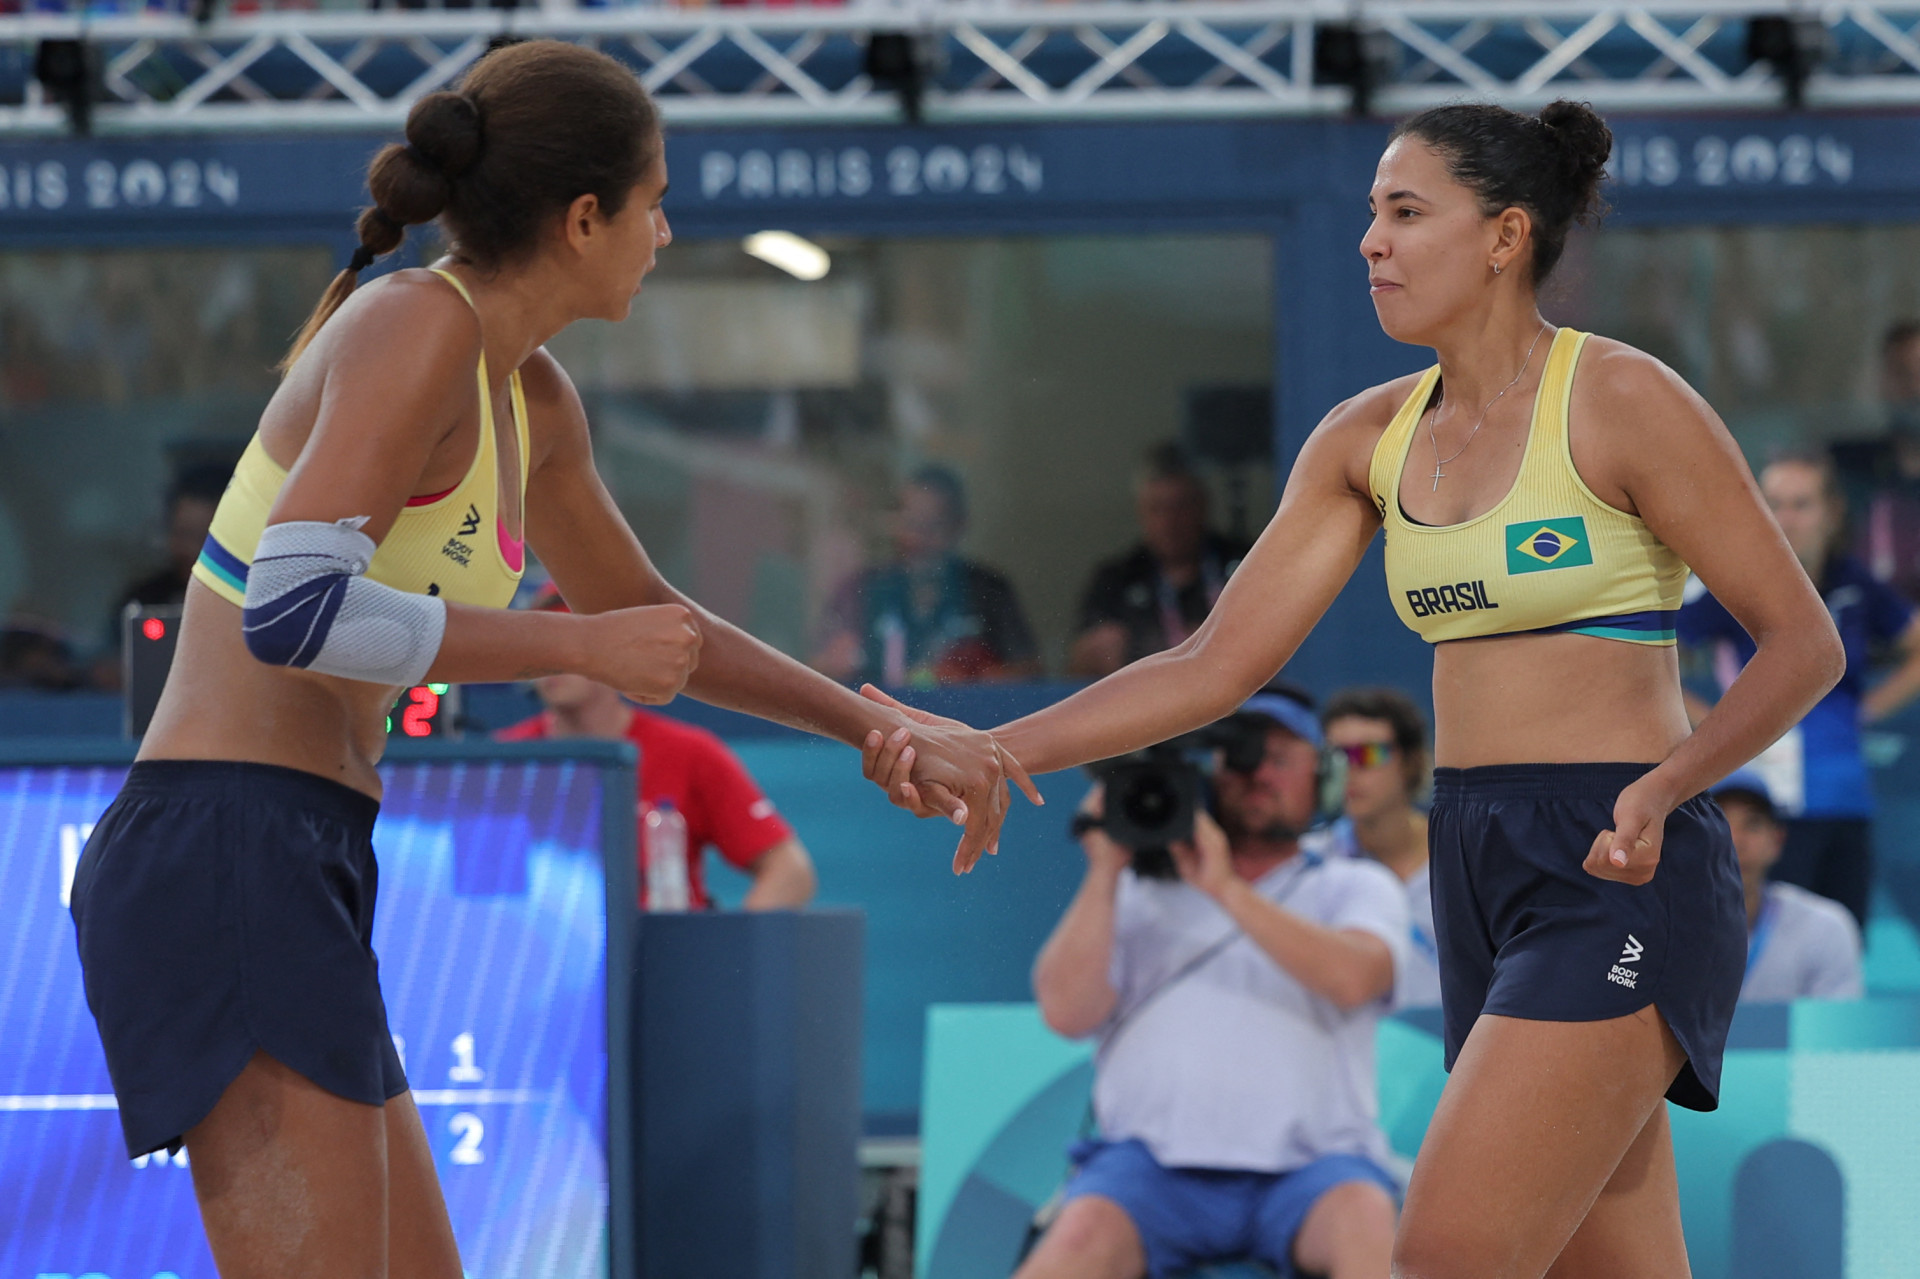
left=1431, top=464, right=1445, bottom=491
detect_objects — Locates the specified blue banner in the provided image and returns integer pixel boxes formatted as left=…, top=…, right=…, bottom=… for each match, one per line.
left=1, top=110, right=1911, bottom=237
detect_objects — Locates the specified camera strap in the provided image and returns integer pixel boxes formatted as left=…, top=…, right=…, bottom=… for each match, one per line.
left=1094, top=850, right=1323, bottom=1070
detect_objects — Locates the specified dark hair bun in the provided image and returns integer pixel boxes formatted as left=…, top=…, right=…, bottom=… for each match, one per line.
left=406, top=92, right=484, bottom=179
left=1539, top=99, right=1612, bottom=214
left=362, top=92, right=479, bottom=235
left=1390, top=100, right=1613, bottom=284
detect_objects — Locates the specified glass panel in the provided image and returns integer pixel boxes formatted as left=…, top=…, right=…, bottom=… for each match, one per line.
left=1556, top=224, right=1920, bottom=453
left=547, top=232, right=1275, bottom=684
left=0, top=245, right=337, bottom=684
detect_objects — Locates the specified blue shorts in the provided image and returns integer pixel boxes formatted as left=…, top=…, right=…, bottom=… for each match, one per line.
left=1060, top=1138, right=1397, bottom=1278
left=71, top=760, right=407, bottom=1158
left=1430, top=763, right=1746, bottom=1111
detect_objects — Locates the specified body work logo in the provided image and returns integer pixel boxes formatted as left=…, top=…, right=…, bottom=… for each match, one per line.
left=1507, top=517, right=1594, bottom=575
left=1607, top=933, right=1644, bottom=989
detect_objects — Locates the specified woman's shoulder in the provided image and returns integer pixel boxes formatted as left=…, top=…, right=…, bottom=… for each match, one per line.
left=1301, top=370, right=1430, bottom=489
left=1572, top=332, right=1701, bottom=412
left=304, top=268, right=484, bottom=380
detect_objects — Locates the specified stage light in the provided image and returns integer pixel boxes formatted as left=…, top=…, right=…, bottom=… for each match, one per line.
left=1747, top=15, right=1830, bottom=110
left=33, top=39, right=95, bottom=137
left=1312, top=23, right=1397, bottom=118
left=744, top=231, right=831, bottom=282
left=864, top=31, right=940, bottom=125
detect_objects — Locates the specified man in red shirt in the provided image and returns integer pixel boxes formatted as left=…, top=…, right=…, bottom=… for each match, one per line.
left=496, top=587, right=817, bottom=911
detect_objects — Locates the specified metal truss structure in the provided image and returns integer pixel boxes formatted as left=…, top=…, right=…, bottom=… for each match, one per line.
left=3, top=0, right=1920, bottom=133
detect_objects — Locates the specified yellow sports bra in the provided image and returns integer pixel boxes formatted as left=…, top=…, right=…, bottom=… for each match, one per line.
left=1369, top=327, right=1687, bottom=646
left=193, top=269, right=528, bottom=611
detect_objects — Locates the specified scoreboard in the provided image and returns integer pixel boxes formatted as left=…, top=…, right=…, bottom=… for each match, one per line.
left=0, top=742, right=637, bottom=1279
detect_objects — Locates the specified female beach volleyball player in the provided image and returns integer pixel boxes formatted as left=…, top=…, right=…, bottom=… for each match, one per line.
left=869, top=101, right=1842, bottom=1276
left=69, top=40, right=1030, bottom=1278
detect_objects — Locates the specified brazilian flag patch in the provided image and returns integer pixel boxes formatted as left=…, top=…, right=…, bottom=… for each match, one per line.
left=1506, top=517, right=1593, bottom=574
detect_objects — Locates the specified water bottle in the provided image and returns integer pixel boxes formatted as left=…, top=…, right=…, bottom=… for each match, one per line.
left=879, top=613, right=908, bottom=687
left=642, top=801, right=690, bottom=912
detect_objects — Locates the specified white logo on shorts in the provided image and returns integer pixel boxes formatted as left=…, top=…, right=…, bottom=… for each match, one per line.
left=1607, top=933, right=1643, bottom=989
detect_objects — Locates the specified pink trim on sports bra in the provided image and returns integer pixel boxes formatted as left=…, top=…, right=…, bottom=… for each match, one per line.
left=498, top=519, right=524, bottom=573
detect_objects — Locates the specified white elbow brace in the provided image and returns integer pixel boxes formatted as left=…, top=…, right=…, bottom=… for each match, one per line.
left=242, top=518, right=447, bottom=687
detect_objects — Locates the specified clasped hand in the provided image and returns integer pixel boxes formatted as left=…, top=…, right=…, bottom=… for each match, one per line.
left=857, top=686, right=1043, bottom=874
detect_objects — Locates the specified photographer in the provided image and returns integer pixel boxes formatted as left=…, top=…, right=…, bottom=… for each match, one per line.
left=1020, top=691, right=1406, bottom=1279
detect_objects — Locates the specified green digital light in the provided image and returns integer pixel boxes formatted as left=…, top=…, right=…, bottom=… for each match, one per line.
left=429, top=683, right=449, bottom=695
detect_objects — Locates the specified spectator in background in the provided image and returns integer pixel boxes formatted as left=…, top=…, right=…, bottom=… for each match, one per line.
left=1019, top=689, right=1403, bottom=1279
left=811, top=465, right=1039, bottom=687
left=1834, top=320, right=1920, bottom=600
left=1680, top=448, right=1920, bottom=929
left=0, top=620, right=83, bottom=690
left=1069, top=444, right=1248, bottom=678
left=114, top=462, right=232, bottom=616
left=94, top=461, right=233, bottom=690
left=499, top=585, right=817, bottom=912
left=1319, top=687, right=1440, bottom=1010
left=1713, top=771, right=1864, bottom=1003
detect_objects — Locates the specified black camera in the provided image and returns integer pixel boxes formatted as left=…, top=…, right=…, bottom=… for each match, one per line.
left=1088, top=713, right=1282, bottom=880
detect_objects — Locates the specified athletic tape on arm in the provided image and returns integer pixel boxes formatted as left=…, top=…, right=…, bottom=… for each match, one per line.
left=242, top=518, right=447, bottom=686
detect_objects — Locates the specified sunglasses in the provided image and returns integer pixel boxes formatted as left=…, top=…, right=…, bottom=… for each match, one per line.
left=1336, top=742, right=1397, bottom=769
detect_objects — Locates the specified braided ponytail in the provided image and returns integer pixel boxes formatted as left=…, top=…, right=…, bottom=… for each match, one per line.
left=279, top=91, right=483, bottom=371
left=280, top=40, right=659, bottom=373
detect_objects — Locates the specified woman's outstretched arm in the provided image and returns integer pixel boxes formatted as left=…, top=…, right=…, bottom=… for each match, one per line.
left=518, top=350, right=1037, bottom=867
left=988, top=386, right=1397, bottom=777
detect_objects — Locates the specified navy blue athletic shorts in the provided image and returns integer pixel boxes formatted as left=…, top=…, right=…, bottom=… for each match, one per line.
left=1060, top=1138, right=1398, bottom=1279
left=1429, top=763, right=1746, bottom=1111
left=70, top=760, right=407, bottom=1158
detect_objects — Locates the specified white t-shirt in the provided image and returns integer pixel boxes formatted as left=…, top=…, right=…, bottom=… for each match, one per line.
left=1740, top=882, right=1864, bottom=1004
left=1091, top=852, right=1410, bottom=1173
left=1309, top=820, right=1441, bottom=1010
left=1397, top=864, right=1443, bottom=1011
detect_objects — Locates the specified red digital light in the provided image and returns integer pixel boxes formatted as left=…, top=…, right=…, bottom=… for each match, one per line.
left=401, top=686, right=440, bottom=737
left=141, top=617, right=166, bottom=642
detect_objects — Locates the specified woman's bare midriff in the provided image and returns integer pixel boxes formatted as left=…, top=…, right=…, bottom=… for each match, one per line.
left=138, top=579, right=401, bottom=799
left=1431, top=630, right=1691, bottom=770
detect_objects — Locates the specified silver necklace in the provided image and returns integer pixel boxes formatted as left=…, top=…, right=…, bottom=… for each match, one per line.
left=1426, top=325, right=1549, bottom=491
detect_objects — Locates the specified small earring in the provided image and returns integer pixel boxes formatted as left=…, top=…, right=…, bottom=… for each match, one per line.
left=1493, top=262, right=1504, bottom=275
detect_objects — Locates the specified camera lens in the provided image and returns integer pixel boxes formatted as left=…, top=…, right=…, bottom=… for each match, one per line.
left=1122, top=775, right=1178, bottom=831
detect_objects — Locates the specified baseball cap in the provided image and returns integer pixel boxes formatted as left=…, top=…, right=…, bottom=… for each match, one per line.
left=1712, top=769, right=1778, bottom=822
left=1237, top=692, right=1324, bottom=750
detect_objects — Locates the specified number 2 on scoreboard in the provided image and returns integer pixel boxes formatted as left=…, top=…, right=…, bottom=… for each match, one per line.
left=449, top=1112, right=485, bottom=1165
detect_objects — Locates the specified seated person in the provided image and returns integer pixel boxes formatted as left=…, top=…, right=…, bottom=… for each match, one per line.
left=1068, top=444, right=1248, bottom=678
left=498, top=585, right=816, bottom=911
left=96, top=461, right=232, bottom=689
left=1714, top=771, right=1864, bottom=1003
left=1019, top=689, right=1405, bottom=1279
left=1319, top=686, right=1440, bottom=1010
left=811, top=465, right=1039, bottom=686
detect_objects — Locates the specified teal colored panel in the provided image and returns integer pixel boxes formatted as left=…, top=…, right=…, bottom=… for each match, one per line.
left=1672, top=1050, right=1790, bottom=1279
left=927, top=1064, right=1098, bottom=1279
left=732, top=742, right=1090, bottom=1122
left=1791, top=997, right=1920, bottom=1050
left=918, top=1005, right=1092, bottom=1279
left=1863, top=911, right=1920, bottom=995
left=973, top=1062, right=1097, bottom=1207
left=1789, top=1050, right=1920, bottom=1278
left=1376, top=1018, right=1447, bottom=1161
